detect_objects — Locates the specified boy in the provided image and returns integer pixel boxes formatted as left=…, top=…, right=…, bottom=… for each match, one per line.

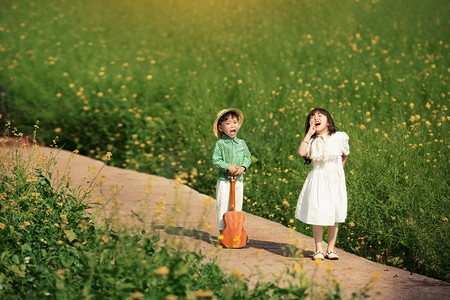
left=212, top=108, right=251, bottom=235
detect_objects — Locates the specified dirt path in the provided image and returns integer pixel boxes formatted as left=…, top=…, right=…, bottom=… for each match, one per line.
left=25, top=146, right=450, bottom=299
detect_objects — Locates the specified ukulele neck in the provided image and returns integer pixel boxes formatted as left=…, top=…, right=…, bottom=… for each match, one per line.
left=229, top=176, right=237, bottom=211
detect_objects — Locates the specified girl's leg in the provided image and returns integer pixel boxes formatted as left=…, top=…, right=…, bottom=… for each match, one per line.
left=313, top=225, right=324, bottom=252
left=327, top=223, right=339, bottom=252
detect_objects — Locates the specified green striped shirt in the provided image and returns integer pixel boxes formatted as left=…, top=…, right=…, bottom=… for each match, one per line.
left=212, top=135, right=251, bottom=180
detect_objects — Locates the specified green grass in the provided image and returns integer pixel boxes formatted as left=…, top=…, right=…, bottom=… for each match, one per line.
left=1, top=0, right=449, bottom=282
left=0, top=131, right=376, bottom=299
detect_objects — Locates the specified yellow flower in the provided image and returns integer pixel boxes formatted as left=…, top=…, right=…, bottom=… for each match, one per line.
left=195, top=290, right=214, bottom=297
left=293, top=263, right=302, bottom=273
left=102, top=151, right=113, bottom=162
left=0, top=222, right=5, bottom=230
left=174, top=172, right=188, bottom=184
left=56, top=269, right=68, bottom=280
left=371, top=271, right=381, bottom=281
left=218, top=234, right=224, bottom=240
left=359, top=124, right=366, bottom=130
left=154, top=266, right=170, bottom=276
left=146, top=75, right=153, bottom=80
left=314, top=258, right=323, bottom=267
left=131, top=292, right=144, bottom=299
left=375, top=73, right=382, bottom=82
left=325, top=262, right=333, bottom=273
left=231, top=267, right=244, bottom=280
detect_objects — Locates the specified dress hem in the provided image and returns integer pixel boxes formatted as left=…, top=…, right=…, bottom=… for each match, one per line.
left=295, top=217, right=346, bottom=226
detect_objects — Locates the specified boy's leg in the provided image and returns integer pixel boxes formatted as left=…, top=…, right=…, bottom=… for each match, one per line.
left=216, top=180, right=230, bottom=233
left=234, top=179, right=244, bottom=211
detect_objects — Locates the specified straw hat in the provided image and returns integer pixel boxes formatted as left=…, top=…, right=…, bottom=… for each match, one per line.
left=213, top=108, right=244, bottom=138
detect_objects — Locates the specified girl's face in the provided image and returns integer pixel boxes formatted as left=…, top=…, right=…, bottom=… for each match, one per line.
left=309, top=112, right=329, bottom=135
left=218, top=116, right=240, bottom=138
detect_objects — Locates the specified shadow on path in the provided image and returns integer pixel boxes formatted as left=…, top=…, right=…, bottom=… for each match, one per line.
left=156, top=225, right=314, bottom=258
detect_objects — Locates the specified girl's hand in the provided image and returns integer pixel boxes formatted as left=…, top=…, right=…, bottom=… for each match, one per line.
left=307, top=118, right=316, bottom=136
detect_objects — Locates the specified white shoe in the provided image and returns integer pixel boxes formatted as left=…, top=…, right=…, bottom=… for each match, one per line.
left=313, top=251, right=324, bottom=260
left=326, top=250, right=339, bottom=260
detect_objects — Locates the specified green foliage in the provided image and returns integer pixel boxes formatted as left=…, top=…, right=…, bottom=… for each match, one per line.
left=0, top=0, right=448, bottom=281
left=0, top=133, right=375, bottom=299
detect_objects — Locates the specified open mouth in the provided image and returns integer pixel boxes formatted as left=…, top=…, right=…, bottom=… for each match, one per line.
left=314, top=121, right=321, bottom=127
left=230, top=129, right=236, bottom=134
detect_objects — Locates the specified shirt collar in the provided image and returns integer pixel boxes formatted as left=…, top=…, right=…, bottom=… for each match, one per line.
left=221, top=135, right=238, bottom=143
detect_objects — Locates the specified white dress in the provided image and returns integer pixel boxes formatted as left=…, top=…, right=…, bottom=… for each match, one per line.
left=295, top=131, right=350, bottom=226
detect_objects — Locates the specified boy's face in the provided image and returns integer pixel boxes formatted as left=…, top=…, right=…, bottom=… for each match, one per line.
left=218, top=116, right=240, bottom=138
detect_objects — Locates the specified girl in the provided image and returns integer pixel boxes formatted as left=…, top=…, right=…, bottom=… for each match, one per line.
left=295, top=108, right=350, bottom=260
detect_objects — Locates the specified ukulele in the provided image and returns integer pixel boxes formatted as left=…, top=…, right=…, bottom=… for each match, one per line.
left=221, top=176, right=248, bottom=248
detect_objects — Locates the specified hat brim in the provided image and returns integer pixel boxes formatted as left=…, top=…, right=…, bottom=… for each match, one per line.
left=213, top=108, right=244, bottom=138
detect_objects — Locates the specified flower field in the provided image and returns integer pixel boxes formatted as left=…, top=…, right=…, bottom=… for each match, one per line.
left=2, top=133, right=369, bottom=299
left=1, top=0, right=448, bottom=283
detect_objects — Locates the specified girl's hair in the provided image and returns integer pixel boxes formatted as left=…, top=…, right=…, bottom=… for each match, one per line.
left=303, top=108, right=338, bottom=165
left=218, top=111, right=239, bottom=125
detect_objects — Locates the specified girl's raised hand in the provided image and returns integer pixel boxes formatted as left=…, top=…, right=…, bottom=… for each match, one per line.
left=307, top=118, right=316, bottom=136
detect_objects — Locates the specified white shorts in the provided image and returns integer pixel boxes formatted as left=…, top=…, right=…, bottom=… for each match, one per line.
left=216, top=179, right=244, bottom=230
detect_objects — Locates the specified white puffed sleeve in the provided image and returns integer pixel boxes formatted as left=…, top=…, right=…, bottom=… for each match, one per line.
left=341, top=132, right=350, bottom=155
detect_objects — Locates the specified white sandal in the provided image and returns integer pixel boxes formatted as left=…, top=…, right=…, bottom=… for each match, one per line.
left=313, top=251, right=324, bottom=260
left=326, top=250, right=339, bottom=260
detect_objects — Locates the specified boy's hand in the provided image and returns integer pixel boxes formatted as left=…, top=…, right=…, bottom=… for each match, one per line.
left=227, top=165, right=238, bottom=175
left=234, top=166, right=245, bottom=176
